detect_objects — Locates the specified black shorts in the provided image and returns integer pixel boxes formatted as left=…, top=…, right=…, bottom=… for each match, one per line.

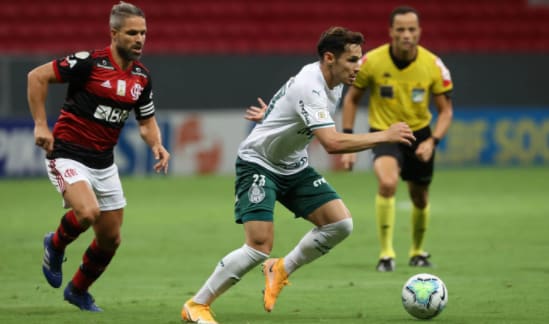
left=371, top=126, right=435, bottom=185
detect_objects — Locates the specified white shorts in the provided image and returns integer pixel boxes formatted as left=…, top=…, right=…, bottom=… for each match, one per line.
left=45, top=158, right=127, bottom=211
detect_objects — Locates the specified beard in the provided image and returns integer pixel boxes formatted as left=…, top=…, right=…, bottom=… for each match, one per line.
left=116, top=44, right=141, bottom=62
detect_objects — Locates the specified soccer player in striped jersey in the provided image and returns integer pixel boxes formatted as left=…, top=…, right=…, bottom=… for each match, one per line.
left=341, top=6, right=454, bottom=272
left=27, top=1, right=169, bottom=311
left=180, top=27, right=415, bottom=324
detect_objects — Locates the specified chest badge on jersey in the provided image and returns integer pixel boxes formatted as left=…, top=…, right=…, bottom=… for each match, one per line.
left=116, top=80, right=126, bottom=96
left=411, top=88, right=425, bottom=103
left=380, top=85, right=394, bottom=98
left=130, top=83, right=144, bottom=101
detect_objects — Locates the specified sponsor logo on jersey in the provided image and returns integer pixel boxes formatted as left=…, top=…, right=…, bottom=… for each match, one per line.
left=313, top=177, right=327, bottom=187
left=63, top=168, right=78, bottom=178
left=93, top=105, right=130, bottom=124
left=299, top=100, right=310, bottom=124
left=131, top=67, right=148, bottom=78
left=100, top=80, right=112, bottom=89
left=97, top=59, right=115, bottom=70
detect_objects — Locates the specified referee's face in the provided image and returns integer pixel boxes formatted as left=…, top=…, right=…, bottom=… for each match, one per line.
left=390, top=12, right=421, bottom=57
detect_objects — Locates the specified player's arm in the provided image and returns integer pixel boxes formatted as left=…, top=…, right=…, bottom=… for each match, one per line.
left=313, top=122, right=415, bottom=154
left=415, top=93, right=453, bottom=162
left=27, top=62, right=58, bottom=153
left=431, top=93, right=453, bottom=142
left=138, top=116, right=170, bottom=174
left=341, top=85, right=365, bottom=132
left=340, top=85, right=367, bottom=170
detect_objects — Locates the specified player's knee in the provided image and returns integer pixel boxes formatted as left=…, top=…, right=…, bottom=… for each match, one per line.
left=246, top=238, right=273, bottom=255
left=112, top=235, right=121, bottom=250
left=325, top=218, right=353, bottom=242
left=74, top=206, right=101, bottom=227
left=334, top=217, right=353, bottom=238
left=97, top=234, right=121, bottom=251
left=379, top=178, right=398, bottom=195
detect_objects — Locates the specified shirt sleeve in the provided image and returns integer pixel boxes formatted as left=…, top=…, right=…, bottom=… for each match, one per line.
left=134, top=76, right=155, bottom=120
left=53, top=51, right=93, bottom=83
left=431, top=56, right=453, bottom=94
left=297, top=87, right=334, bottom=131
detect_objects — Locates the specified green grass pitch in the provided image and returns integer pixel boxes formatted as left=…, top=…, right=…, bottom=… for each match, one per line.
left=1, top=167, right=548, bottom=323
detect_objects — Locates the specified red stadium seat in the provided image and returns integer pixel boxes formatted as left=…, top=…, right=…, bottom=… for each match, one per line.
left=1, top=0, right=548, bottom=54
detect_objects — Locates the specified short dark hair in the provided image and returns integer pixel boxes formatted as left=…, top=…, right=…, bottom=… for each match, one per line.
left=110, top=1, right=145, bottom=30
left=317, top=27, right=364, bottom=59
left=389, top=6, right=419, bottom=26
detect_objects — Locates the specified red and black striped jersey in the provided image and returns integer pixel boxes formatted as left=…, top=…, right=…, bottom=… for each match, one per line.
left=49, top=46, right=155, bottom=168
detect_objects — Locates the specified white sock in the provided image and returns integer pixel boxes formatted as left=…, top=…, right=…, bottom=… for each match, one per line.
left=284, top=218, right=353, bottom=274
left=193, top=244, right=268, bottom=305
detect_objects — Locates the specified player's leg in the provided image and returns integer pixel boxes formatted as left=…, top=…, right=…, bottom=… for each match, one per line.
left=407, top=181, right=431, bottom=265
left=373, top=154, right=400, bottom=271
left=284, top=198, right=353, bottom=274
left=262, top=168, right=351, bottom=312
left=401, top=126, right=435, bottom=267
left=191, top=221, right=272, bottom=306
left=182, top=159, right=274, bottom=323
left=183, top=221, right=271, bottom=323
left=42, top=158, right=98, bottom=288
left=63, top=208, right=123, bottom=312
left=63, top=163, right=126, bottom=311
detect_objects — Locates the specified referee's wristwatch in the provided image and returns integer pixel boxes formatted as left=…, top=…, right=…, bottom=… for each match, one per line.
left=431, top=136, right=441, bottom=146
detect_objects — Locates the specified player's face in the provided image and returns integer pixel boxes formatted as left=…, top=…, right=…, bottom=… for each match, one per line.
left=390, top=12, right=421, bottom=55
left=112, top=16, right=147, bottom=62
left=332, top=44, right=362, bottom=86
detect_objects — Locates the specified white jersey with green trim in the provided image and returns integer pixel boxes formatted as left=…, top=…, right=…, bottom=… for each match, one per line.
left=238, top=62, right=341, bottom=175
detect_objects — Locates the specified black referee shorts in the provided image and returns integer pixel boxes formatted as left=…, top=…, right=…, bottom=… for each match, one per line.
left=370, top=126, right=435, bottom=185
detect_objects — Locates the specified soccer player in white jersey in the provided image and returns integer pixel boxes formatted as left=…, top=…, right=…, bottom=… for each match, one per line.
left=181, top=27, right=415, bottom=324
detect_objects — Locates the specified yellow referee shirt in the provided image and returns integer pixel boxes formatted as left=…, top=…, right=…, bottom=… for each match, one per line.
left=354, top=44, right=453, bottom=131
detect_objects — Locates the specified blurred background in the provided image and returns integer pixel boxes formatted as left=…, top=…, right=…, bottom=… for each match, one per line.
left=1, top=0, right=548, bottom=177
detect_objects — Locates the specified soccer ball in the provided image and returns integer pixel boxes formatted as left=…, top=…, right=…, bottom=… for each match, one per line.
left=401, top=273, right=448, bottom=319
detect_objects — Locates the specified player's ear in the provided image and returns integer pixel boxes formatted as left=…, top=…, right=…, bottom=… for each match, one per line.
left=110, top=28, right=118, bottom=40
left=324, top=51, right=336, bottom=65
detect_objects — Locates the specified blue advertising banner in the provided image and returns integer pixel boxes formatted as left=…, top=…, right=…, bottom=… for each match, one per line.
left=0, top=119, right=171, bottom=177
left=0, top=119, right=46, bottom=176
left=0, top=107, right=547, bottom=177
left=436, top=108, right=549, bottom=166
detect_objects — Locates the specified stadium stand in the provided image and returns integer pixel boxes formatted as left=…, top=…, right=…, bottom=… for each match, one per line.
left=0, top=0, right=548, bottom=54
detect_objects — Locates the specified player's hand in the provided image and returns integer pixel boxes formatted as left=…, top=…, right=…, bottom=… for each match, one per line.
left=415, top=138, right=435, bottom=162
left=244, top=97, right=267, bottom=122
left=152, top=144, right=170, bottom=174
left=386, top=122, right=415, bottom=146
left=34, top=124, right=54, bottom=154
left=341, top=153, right=357, bottom=171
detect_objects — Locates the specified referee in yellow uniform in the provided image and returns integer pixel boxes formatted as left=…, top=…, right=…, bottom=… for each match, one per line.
left=341, top=6, right=453, bottom=272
